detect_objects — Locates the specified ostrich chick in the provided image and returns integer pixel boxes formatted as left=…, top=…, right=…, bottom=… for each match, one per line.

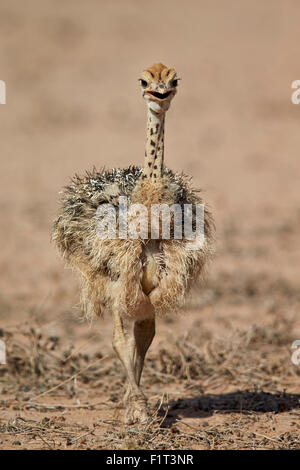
left=52, top=63, right=214, bottom=424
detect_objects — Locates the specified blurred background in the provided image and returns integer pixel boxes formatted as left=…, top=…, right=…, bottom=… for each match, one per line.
left=0, top=0, right=300, bottom=449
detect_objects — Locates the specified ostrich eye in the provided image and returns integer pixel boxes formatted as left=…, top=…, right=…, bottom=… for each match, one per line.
left=140, top=79, right=148, bottom=88
left=172, top=79, right=178, bottom=87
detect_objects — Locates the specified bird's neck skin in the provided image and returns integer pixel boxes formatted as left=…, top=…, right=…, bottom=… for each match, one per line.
left=144, top=108, right=165, bottom=180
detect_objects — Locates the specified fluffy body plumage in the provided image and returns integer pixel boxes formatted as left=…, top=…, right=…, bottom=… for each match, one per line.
left=52, top=166, right=214, bottom=321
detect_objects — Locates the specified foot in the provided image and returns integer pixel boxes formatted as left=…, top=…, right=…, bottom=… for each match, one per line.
left=124, top=393, right=150, bottom=425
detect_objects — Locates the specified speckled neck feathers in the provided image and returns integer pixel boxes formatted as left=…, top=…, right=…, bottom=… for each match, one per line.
left=144, top=110, right=165, bottom=180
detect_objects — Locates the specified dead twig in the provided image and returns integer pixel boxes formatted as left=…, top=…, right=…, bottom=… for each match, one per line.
left=30, top=356, right=109, bottom=401
left=24, top=400, right=108, bottom=410
left=36, top=434, right=55, bottom=450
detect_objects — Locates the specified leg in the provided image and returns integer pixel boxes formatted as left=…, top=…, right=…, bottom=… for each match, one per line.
left=112, top=310, right=151, bottom=424
left=123, top=316, right=156, bottom=405
left=133, top=317, right=155, bottom=386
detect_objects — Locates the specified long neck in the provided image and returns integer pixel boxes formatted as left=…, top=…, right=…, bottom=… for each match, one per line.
left=144, top=109, right=165, bottom=180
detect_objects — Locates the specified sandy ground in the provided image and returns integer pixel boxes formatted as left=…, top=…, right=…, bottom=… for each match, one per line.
left=0, top=0, right=300, bottom=449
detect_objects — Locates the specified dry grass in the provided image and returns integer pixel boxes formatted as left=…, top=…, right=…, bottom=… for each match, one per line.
left=1, top=305, right=299, bottom=449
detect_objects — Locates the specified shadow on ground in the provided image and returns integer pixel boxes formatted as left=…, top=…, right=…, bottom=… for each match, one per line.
left=164, top=390, right=300, bottom=422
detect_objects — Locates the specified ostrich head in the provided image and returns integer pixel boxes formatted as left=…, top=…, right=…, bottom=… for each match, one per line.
left=139, top=63, right=179, bottom=115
